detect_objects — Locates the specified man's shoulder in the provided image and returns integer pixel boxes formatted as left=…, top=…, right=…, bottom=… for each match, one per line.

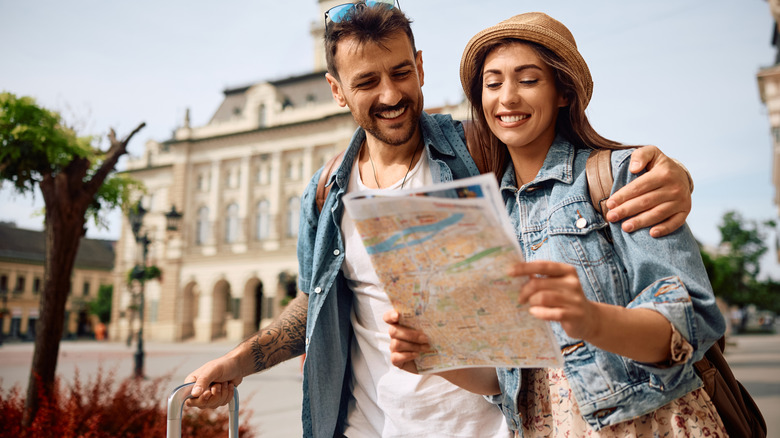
left=422, top=111, right=459, bottom=128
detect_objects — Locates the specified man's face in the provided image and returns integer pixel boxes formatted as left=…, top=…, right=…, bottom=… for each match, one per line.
left=326, top=31, right=424, bottom=148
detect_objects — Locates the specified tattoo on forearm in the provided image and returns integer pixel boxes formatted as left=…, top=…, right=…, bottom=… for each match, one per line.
left=249, top=295, right=307, bottom=373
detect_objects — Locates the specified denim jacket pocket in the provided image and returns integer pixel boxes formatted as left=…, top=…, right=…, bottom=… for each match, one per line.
left=547, top=197, right=629, bottom=305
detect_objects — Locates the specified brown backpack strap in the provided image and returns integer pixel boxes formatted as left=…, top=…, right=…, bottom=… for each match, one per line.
left=585, top=148, right=613, bottom=216
left=316, top=150, right=346, bottom=213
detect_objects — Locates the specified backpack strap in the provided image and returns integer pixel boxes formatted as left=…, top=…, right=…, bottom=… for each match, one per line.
left=585, top=148, right=613, bottom=216
left=316, top=150, right=346, bottom=213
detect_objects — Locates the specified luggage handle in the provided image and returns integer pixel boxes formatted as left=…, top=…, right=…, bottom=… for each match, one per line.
left=166, top=382, right=239, bottom=438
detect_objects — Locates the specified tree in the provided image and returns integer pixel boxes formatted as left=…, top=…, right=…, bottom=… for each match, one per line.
left=701, top=210, right=779, bottom=308
left=89, top=284, right=113, bottom=324
left=0, top=92, right=144, bottom=426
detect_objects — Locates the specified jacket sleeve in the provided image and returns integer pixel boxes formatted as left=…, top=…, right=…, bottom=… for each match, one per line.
left=607, top=150, right=725, bottom=388
left=484, top=368, right=522, bottom=431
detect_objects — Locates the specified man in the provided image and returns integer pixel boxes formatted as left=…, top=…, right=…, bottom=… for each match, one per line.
left=185, top=3, right=693, bottom=437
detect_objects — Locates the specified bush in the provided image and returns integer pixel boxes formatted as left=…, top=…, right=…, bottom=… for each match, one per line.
left=0, top=368, right=255, bottom=437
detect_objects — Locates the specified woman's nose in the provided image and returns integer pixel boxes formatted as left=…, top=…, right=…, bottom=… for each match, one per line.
left=500, top=83, right=520, bottom=106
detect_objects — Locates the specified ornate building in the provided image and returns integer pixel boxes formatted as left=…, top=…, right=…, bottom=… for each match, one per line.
left=0, top=223, right=114, bottom=341
left=111, top=0, right=467, bottom=343
left=757, top=0, right=780, bottom=260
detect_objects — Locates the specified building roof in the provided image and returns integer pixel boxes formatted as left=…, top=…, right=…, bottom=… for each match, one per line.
left=209, top=70, right=331, bottom=124
left=0, top=223, right=115, bottom=271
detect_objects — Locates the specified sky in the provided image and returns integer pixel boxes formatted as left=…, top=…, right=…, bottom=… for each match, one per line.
left=1, top=0, right=779, bottom=276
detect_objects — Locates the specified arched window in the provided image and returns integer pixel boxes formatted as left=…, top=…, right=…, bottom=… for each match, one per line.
left=255, top=200, right=270, bottom=240
left=196, top=207, right=210, bottom=245
left=286, top=196, right=300, bottom=237
left=225, top=203, right=239, bottom=243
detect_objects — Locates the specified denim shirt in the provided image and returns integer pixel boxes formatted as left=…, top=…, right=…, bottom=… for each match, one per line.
left=487, top=137, right=725, bottom=431
left=296, top=112, right=480, bottom=437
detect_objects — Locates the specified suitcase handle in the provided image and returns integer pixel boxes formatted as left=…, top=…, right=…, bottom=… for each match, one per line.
left=166, top=382, right=239, bottom=438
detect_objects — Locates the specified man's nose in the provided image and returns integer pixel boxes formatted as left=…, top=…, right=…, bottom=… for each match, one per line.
left=377, top=77, right=403, bottom=106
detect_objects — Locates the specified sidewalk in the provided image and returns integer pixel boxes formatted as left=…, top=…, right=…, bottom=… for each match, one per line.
left=1, top=334, right=777, bottom=437
left=0, top=340, right=303, bottom=437
left=724, top=333, right=780, bottom=436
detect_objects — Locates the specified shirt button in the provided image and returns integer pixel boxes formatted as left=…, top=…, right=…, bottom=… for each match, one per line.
left=576, top=217, right=588, bottom=229
left=333, top=249, right=341, bottom=256
left=314, top=286, right=322, bottom=294
left=305, top=337, right=310, bottom=345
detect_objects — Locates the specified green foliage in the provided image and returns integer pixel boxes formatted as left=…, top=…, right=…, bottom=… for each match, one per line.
left=717, top=211, right=769, bottom=279
left=88, top=284, right=113, bottom=324
left=701, top=210, right=780, bottom=311
left=126, top=265, right=162, bottom=285
left=90, top=174, right=145, bottom=230
left=0, top=92, right=143, bottom=227
left=0, top=92, right=91, bottom=193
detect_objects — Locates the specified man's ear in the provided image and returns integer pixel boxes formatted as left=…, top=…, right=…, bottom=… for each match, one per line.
left=416, top=50, right=424, bottom=87
left=325, top=72, right=348, bottom=108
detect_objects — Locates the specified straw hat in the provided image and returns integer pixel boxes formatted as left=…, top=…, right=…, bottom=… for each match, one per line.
left=460, top=12, right=593, bottom=107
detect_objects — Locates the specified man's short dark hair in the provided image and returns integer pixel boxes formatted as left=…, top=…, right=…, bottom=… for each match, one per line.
left=324, top=3, right=416, bottom=80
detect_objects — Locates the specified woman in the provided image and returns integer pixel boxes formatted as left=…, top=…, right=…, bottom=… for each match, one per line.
left=386, top=12, right=727, bottom=437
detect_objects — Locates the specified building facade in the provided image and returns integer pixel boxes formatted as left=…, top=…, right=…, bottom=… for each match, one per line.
left=0, top=223, right=115, bottom=341
left=757, top=0, right=780, bottom=261
left=111, top=0, right=467, bottom=343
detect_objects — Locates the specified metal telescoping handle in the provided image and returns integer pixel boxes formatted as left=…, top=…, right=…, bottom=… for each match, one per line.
left=166, top=382, right=239, bottom=438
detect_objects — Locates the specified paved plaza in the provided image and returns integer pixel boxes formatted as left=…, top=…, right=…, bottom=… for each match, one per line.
left=0, top=339, right=303, bottom=437
left=1, top=333, right=778, bottom=437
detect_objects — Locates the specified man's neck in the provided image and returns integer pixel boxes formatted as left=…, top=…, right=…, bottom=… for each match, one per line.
left=359, top=133, right=424, bottom=189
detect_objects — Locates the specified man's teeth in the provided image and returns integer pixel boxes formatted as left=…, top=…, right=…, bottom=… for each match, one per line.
left=499, top=114, right=530, bottom=123
left=380, top=107, right=405, bottom=119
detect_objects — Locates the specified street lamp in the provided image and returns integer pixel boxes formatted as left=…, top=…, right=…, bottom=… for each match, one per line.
left=0, top=286, right=7, bottom=346
left=127, top=201, right=182, bottom=378
left=165, top=205, right=183, bottom=231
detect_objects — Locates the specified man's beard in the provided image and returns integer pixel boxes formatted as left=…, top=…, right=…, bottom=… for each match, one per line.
left=360, top=95, right=423, bottom=146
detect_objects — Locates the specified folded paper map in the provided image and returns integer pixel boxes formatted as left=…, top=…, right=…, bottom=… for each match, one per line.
left=343, top=174, right=563, bottom=373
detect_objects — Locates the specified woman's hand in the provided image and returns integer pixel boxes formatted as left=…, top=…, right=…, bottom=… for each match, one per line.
left=510, top=260, right=600, bottom=341
left=383, top=309, right=431, bottom=374
left=510, top=260, right=673, bottom=363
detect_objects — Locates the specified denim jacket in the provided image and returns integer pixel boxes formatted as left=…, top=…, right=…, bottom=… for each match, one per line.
left=296, top=112, right=480, bottom=437
left=487, top=137, right=725, bottom=431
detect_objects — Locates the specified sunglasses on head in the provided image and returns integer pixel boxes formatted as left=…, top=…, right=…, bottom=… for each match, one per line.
left=324, top=0, right=400, bottom=27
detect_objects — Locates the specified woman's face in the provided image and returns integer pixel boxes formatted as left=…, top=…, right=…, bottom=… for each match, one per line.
left=481, top=42, right=566, bottom=152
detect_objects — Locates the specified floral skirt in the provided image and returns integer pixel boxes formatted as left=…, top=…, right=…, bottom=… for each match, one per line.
left=519, top=368, right=728, bottom=438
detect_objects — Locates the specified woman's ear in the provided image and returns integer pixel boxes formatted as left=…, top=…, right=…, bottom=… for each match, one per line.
left=558, top=93, right=570, bottom=108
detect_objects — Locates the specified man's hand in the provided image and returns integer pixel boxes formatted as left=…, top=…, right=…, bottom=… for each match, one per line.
left=605, top=145, right=692, bottom=238
left=384, top=309, right=430, bottom=374
left=184, top=355, right=245, bottom=409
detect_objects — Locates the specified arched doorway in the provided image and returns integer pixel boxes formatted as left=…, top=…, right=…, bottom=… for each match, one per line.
left=181, top=282, right=198, bottom=340
left=241, top=278, right=264, bottom=337
left=255, top=282, right=264, bottom=329
left=212, top=280, right=231, bottom=340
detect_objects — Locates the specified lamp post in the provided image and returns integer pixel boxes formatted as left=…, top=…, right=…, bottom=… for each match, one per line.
left=127, top=201, right=182, bottom=378
left=0, top=286, right=7, bottom=346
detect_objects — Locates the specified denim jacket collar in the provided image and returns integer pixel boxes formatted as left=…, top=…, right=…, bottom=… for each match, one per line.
left=328, top=111, right=457, bottom=192
left=500, top=135, right=575, bottom=192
